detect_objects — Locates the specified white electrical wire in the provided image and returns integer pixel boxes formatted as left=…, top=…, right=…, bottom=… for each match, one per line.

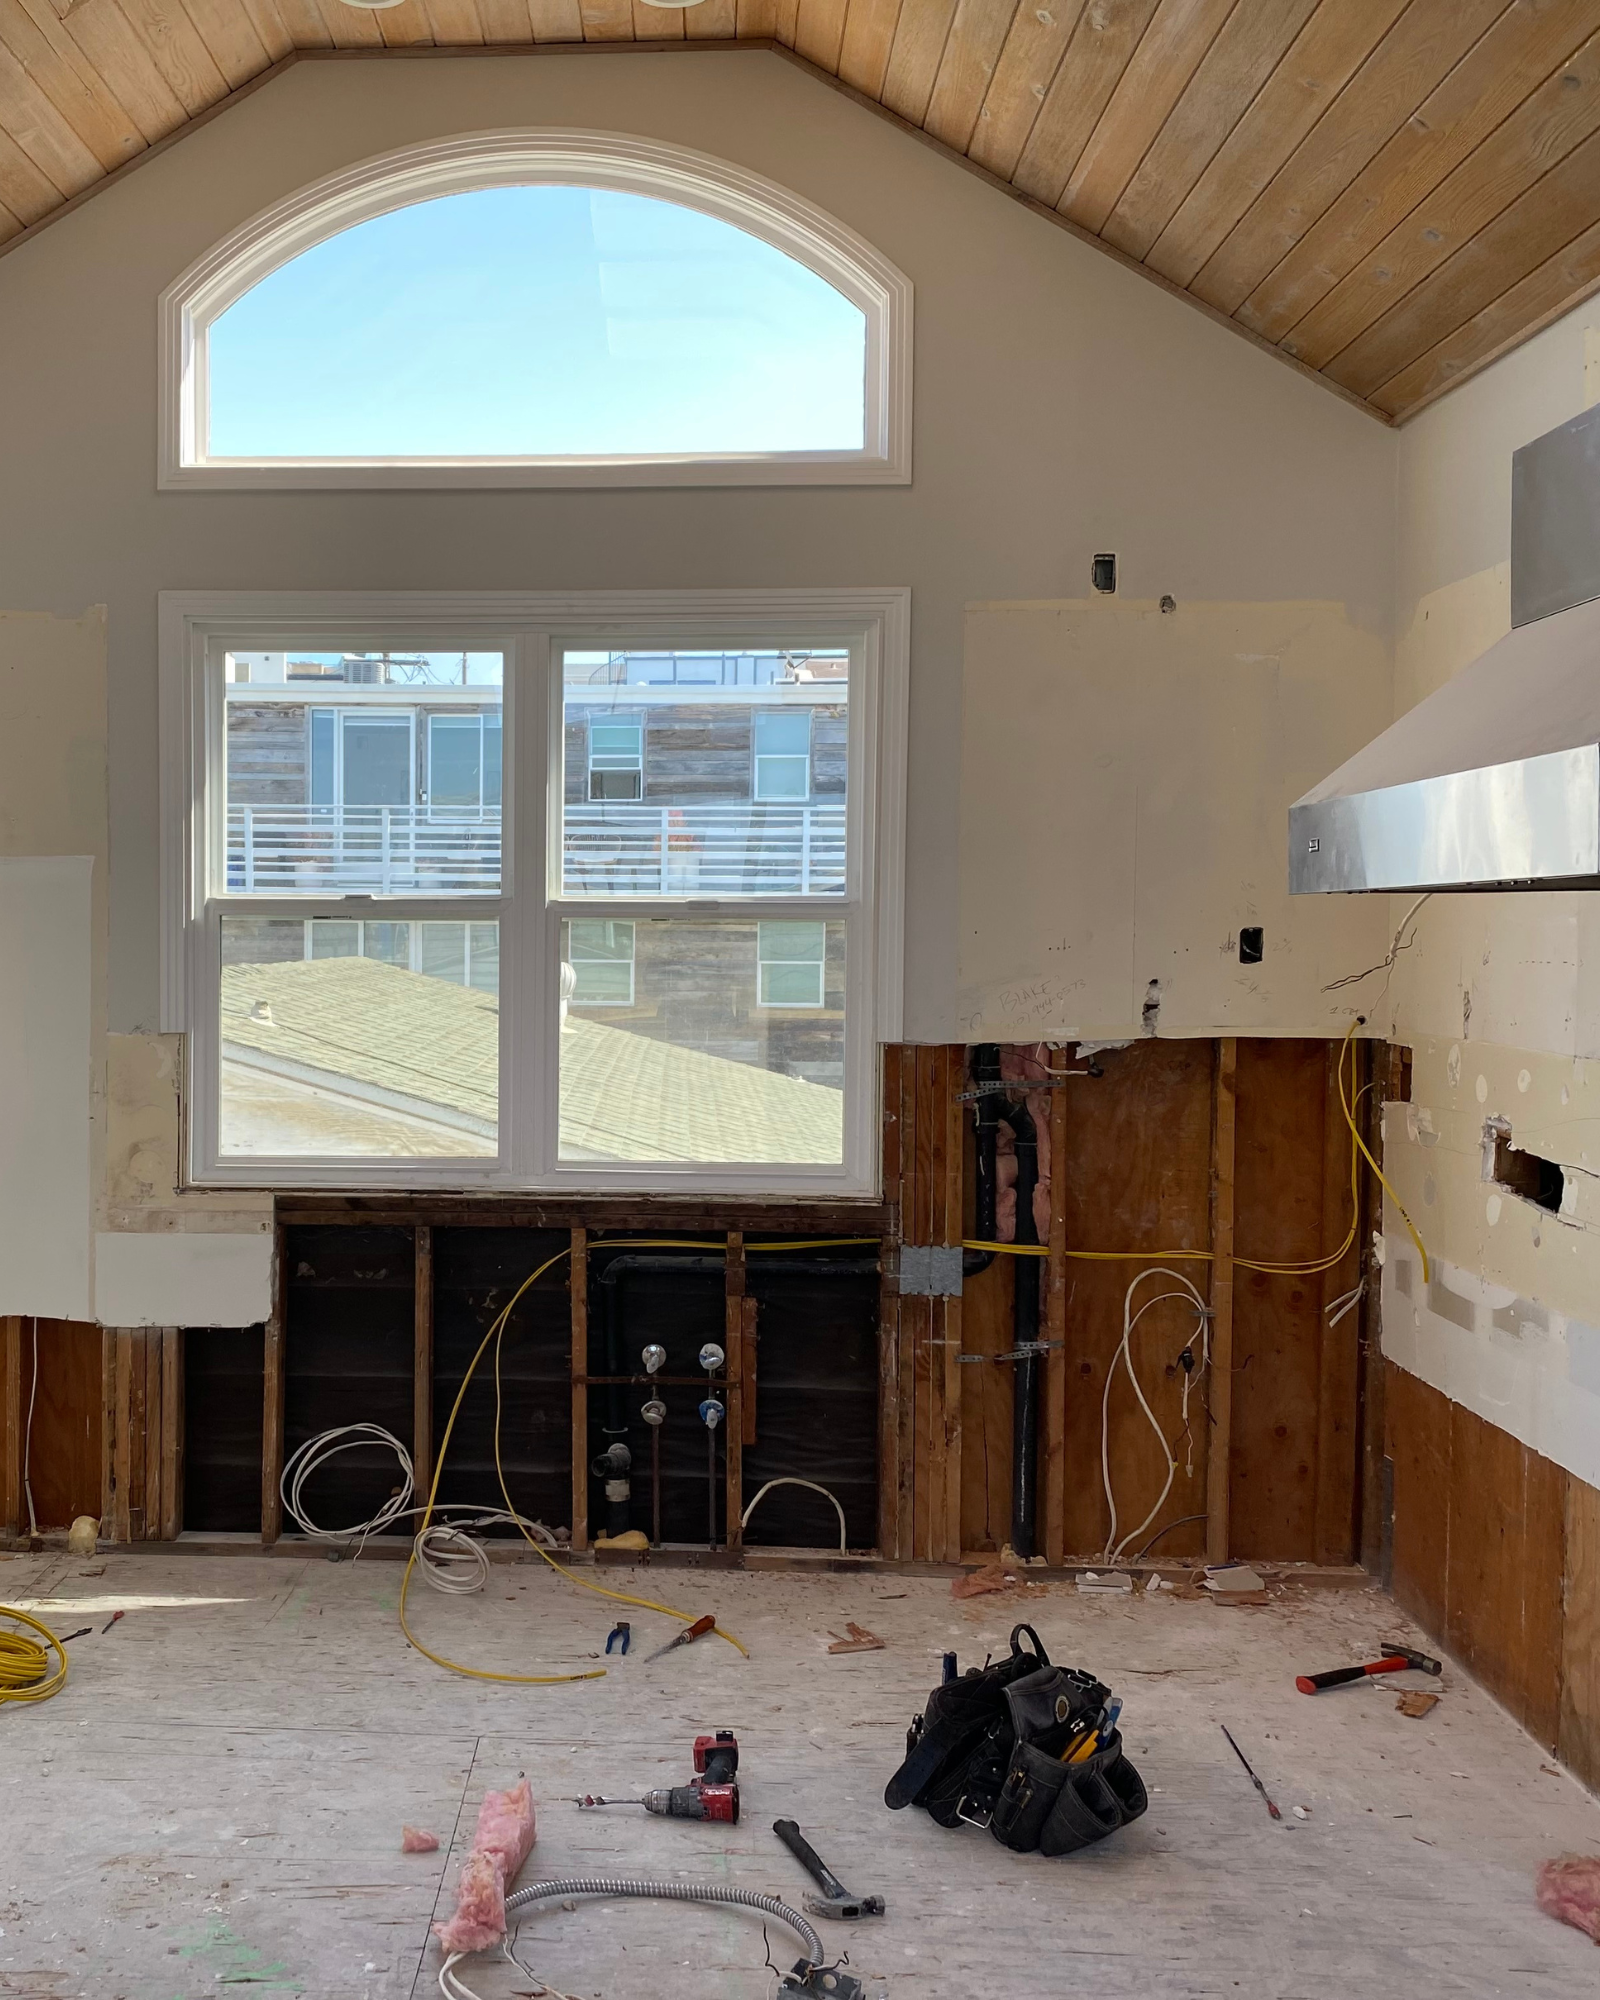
left=280, top=1423, right=416, bottom=1555
left=415, top=1512, right=558, bottom=1594
left=280, top=1422, right=558, bottom=1586
left=740, top=1476, right=848, bottom=1552
left=1101, top=1269, right=1212, bottom=1564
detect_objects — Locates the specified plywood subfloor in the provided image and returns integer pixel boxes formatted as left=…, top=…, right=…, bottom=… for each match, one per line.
left=1, top=1551, right=1596, bottom=1998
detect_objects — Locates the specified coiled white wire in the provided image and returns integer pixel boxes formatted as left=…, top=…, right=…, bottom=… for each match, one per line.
left=1100, top=1268, right=1212, bottom=1564
left=281, top=1423, right=558, bottom=1589
left=281, top=1423, right=416, bottom=1554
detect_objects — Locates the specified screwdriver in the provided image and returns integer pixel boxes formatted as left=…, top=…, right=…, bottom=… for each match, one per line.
left=645, top=1613, right=716, bottom=1664
left=1220, top=1724, right=1282, bottom=1821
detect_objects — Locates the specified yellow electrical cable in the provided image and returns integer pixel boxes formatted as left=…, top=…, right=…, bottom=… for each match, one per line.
left=0, top=1606, right=67, bottom=1706
left=398, top=1235, right=878, bottom=1683
left=1343, top=1017, right=1431, bottom=1284
left=959, top=1022, right=1428, bottom=1281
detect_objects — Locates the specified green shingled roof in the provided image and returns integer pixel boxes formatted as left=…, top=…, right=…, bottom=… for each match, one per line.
left=220, top=955, right=842, bottom=1163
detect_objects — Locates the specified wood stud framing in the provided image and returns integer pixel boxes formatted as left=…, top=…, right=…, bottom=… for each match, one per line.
left=10, top=1033, right=1404, bottom=1568
left=1205, top=1037, right=1238, bottom=1566
left=104, top=1328, right=183, bottom=1544
left=5, top=15, right=1600, bottom=420
left=412, top=1224, right=433, bottom=1501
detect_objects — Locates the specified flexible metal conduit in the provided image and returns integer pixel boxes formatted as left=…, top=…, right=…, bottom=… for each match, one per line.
left=502, top=1875, right=824, bottom=1966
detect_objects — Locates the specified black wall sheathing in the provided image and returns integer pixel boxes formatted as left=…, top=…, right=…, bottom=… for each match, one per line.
left=186, top=1226, right=879, bottom=1549
left=585, top=1246, right=879, bottom=1550
left=744, top=1261, right=878, bottom=1549
left=588, top=1248, right=729, bottom=1547
left=283, top=1225, right=414, bottom=1533
left=182, top=1323, right=265, bottom=1533
left=433, top=1227, right=571, bottom=1535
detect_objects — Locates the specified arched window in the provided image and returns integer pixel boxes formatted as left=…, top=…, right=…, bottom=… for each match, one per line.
left=159, top=132, right=911, bottom=488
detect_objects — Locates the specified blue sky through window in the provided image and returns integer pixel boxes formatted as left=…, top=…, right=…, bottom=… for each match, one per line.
left=206, top=187, right=868, bottom=458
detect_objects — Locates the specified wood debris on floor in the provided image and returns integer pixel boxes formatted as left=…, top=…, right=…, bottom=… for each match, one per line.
left=0, top=1552, right=1597, bottom=1998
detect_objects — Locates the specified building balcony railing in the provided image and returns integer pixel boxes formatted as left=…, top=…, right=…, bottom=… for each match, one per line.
left=225, top=801, right=847, bottom=896
left=563, top=802, right=845, bottom=896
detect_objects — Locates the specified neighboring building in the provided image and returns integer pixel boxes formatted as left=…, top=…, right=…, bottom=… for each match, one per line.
left=223, top=649, right=847, bottom=1090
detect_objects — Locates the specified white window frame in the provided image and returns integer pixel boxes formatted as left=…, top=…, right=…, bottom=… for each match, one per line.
left=157, top=131, right=913, bottom=491
left=161, top=588, right=908, bottom=1196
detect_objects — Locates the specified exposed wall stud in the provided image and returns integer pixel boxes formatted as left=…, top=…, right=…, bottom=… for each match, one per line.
left=1206, top=1038, right=1238, bottom=1566
left=569, top=1227, right=589, bottom=1553
left=261, top=1219, right=286, bottom=1545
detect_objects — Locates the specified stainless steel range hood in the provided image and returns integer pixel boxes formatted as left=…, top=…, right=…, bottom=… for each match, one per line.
left=1292, top=404, right=1600, bottom=894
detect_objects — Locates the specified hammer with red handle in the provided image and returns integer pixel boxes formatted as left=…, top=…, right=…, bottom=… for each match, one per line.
left=1296, top=1642, right=1442, bottom=1694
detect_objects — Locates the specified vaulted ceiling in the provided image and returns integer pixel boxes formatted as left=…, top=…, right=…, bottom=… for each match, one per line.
left=3, top=0, right=1600, bottom=422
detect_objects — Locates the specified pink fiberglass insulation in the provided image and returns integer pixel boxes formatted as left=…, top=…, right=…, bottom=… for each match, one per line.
left=401, top=1826, right=440, bottom=1853
left=433, top=1779, right=537, bottom=1955
left=1537, top=1855, right=1600, bottom=1943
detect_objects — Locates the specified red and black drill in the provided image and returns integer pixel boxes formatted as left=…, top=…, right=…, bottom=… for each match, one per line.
left=575, top=1730, right=740, bottom=1823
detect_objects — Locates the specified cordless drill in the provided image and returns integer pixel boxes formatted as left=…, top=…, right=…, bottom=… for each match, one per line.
left=575, top=1729, right=741, bottom=1823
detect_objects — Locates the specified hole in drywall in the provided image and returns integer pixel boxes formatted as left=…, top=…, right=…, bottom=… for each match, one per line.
left=1239, top=926, right=1263, bottom=964
left=1092, top=553, right=1117, bottom=594
left=1488, top=1123, right=1565, bottom=1214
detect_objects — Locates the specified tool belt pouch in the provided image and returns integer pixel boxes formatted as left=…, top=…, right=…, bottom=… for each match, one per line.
left=884, top=1624, right=1051, bottom=1815
left=990, top=1739, right=1074, bottom=1852
left=1037, top=1731, right=1148, bottom=1858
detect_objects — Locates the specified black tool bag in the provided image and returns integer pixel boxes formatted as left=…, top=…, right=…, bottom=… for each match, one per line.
left=885, top=1624, right=1147, bottom=1857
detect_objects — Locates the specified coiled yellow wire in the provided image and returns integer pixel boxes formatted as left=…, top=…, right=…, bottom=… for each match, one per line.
left=0, top=1606, right=68, bottom=1706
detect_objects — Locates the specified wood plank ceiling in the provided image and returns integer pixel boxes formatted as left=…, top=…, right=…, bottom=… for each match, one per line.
left=3, top=0, right=1600, bottom=421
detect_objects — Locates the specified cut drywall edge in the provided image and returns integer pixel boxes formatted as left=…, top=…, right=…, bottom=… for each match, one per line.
left=1382, top=1238, right=1600, bottom=1492
left=0, top=856, right=93, bottom=1318
left=94, top=1229, right=272, bottom=1327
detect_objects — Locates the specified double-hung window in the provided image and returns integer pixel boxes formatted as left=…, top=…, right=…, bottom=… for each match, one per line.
left=753, top=710, right=812, bottom=801
left=587, top=720, right=644, bottom=802
left=163, top=590, right=906, bottom=1194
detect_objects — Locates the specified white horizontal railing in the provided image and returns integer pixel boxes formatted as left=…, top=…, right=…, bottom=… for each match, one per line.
left=563, top=802, right=846, bottom=895
left=226, top=805, right=502, bottom=894
left=226, top=801, right=848, bottom=896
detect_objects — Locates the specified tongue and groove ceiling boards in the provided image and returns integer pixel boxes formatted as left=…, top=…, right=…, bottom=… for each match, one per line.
left=2, top=0, right=1600, bottom=420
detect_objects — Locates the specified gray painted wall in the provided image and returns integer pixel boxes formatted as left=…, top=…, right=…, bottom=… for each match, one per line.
left=0, top=47, right=1397, bottom=1039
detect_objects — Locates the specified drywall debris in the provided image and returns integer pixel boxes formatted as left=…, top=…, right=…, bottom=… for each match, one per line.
left=1396, top=1690, right=1440, bottom=1719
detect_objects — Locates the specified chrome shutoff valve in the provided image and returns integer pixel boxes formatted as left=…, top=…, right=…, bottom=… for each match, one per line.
left=700, top=1398, right=725, bottom=1431
left=642, top=1344, right=667, bottom=1375
left=641, top=1398, right=667, bottom=1427
left=699, top=1342, right=725, bottom=1376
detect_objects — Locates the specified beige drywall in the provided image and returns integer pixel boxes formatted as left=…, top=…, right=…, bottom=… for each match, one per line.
left=1380, top=291, right=1600, bottom=1483
left=0, top=610, right=105, bottom=1317
left=0, top=858, right=93, bottom=1317
left=0, top=608, right=268, bottom=1320
left=0, top=47, right=1395, bottom=1049
left=957, top=597, right=1391, bottom=1040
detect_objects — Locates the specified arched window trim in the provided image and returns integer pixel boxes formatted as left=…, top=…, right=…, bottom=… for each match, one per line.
left=157, top=129, right=912, bottom=490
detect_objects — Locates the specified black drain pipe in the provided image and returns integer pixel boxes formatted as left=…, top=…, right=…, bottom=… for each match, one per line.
left=963, top=1045, right=1042, bottom=1559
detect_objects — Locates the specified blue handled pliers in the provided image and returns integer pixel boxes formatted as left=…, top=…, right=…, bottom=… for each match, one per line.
left=606, top=1621, right=631, bottom=1655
